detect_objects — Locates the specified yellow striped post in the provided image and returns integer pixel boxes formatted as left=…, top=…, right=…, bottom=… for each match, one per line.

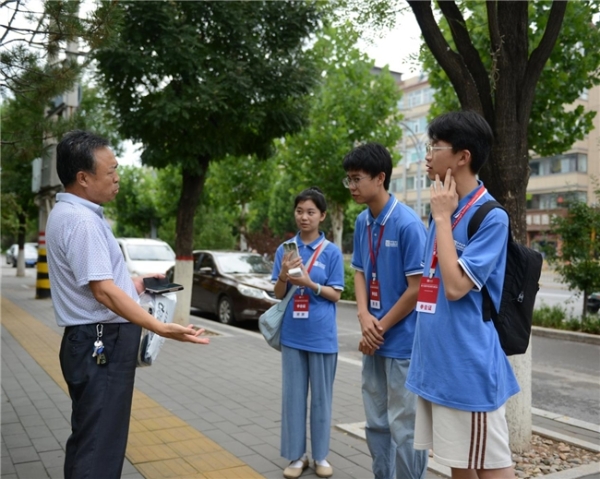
left=35, top=231, right=51, bottom=299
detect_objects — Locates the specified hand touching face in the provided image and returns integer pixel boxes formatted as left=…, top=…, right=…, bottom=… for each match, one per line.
left=430, top=168, right=458, bottom=222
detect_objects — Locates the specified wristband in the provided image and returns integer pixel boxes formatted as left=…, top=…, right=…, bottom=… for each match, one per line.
left=315, top=283, right=322, bottom=296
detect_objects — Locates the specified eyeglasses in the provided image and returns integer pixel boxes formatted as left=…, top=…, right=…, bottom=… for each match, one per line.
left=342, top=176, right=370, bottom=188
left=425, top=143, right=454, bottom=155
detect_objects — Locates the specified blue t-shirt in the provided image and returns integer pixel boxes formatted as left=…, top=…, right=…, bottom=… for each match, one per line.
left=405, top=183, right=520, bottom=412
left=271, top=232, right=345, bottom=354
left=351, top=195, right=427, bottom=359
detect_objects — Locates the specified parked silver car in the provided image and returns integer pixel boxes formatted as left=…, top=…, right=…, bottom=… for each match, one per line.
left=6, top=243, right=38, bottom=268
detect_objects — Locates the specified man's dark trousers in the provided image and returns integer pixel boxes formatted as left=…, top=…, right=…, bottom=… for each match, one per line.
left=60, top=322, right=141, bottom=479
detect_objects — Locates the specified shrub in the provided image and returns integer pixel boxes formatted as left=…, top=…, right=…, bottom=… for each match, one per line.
left=340, top=262, right=355, bottom=301
left=533, top=304, right=600, bottom=335
left=532, top=304, right=566, bottom=329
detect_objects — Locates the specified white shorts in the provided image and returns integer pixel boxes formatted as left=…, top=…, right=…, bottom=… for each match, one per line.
left=414, top=396, right=513, bottom=470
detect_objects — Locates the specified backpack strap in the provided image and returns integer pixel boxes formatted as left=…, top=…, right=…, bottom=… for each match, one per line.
left=467, top=201, right=502, bottom=239
left=467, top=200, right=505, bottom=322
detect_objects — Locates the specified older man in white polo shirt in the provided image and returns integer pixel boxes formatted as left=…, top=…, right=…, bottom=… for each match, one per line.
left=46, top=130, right=210, bottom=479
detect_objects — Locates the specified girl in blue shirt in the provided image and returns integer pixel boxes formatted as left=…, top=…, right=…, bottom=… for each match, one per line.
left=271, top=187, right=344, bottom=479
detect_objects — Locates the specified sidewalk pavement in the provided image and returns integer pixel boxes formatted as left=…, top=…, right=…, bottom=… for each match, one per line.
left=2, top=268, right=599, bottom=479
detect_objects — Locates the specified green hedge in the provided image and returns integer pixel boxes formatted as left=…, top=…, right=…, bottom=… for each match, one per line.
left=533, top=305, right=600, bottom=335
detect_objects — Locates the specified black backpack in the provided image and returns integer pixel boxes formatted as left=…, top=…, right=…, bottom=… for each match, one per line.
left=467, top=201, right=543, bottom=355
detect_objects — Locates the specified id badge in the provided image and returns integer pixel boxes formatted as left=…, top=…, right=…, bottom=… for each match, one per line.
left=293, top=294, right=310, bottom=318
left=416, top=277, right=440, bottom=314
left=370, top=280, right=381, bottom=310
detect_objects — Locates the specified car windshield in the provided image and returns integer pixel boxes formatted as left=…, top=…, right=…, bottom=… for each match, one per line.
left=126, top=244, right=174, bottom=261
left=215, top=254, right=272, bottom=274
left=24, top=245, right=37, bottom=255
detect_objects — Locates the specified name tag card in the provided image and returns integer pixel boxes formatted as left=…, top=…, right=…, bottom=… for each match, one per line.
left=370, top=280, right=381, bottom=310
left=417, top=277, right=440, bottom=314
left=293, top=294, right=310, bottom=318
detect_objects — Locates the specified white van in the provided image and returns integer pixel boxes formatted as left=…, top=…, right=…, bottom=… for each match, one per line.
left=116, top=238, right=175, bottom=277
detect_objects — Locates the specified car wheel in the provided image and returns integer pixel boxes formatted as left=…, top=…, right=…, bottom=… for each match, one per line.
left=12, top=259, right=16, bottom=268
left=217, top=296, right=236, bottom=325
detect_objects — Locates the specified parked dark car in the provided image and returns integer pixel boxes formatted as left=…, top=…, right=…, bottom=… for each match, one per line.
left=167, top=250, right=278, bottom=325
left=587, top=293, right=600, bottom=314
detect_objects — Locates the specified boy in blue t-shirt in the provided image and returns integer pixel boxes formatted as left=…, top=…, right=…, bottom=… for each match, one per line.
left=343, top=143, right=428, bottom=479
left=405, top=111, right=519, bottom=479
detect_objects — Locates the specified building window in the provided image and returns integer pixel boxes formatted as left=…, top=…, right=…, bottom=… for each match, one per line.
left=529, top=153, right=587, bottom=176
left=402, top=145, right=426, bottom=164
left=406, top=176, right=415, bottom=190
left=527, top=191, right=587, bottom=210
left=390, top=178, right=403, bottom=193
left=577, top=154, right=587, bottom=173
left=403, top=87, right=436, bottom=109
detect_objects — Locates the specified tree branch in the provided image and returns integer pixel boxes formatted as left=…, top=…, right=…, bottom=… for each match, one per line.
left=0, top=0, right=22, bottom=45
left=486, top=1, right=502, bottom=51
left=436, top=0, right=495, bottom=122
left=520, top=0, right=568, bottom=122
left=407, top=0, right=484, bottom=114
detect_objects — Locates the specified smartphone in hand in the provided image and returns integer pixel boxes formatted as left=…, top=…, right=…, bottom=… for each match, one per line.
left=283, top=242, right=299, bottom=260
left=143, top=276, right=184, bottom=294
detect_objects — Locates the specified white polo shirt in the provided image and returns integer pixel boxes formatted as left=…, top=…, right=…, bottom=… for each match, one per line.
left=46, top=193, right=138, bottom=327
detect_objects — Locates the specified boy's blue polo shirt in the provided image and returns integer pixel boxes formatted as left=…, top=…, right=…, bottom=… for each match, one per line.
left=351, top=194, right=427, bottom=359
left=271, top=232, right=345, bottom=354
left=406, top=182, right=520, bottom=412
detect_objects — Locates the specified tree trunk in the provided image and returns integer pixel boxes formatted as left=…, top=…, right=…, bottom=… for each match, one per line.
left=329, top=202, right=344, bottom=250
left=16, top=213, right=26, bottom=277
left=172, top=159, right=208, bottom=325
left=406, top=0, right=572, bottom=454
left=507, top=351, right=533, bottom=453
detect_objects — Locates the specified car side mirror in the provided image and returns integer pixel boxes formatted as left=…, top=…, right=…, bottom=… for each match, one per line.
left=199, top=267, right=213, bottom=275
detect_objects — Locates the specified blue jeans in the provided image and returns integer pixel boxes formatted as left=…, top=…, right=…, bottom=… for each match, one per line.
left=281, top=346, right=337, bottom=461
left=362, top=355, right=428, bottom=479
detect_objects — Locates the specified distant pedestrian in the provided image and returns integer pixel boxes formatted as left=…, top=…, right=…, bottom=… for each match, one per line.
left=405, top=111, right=519, bottom=478
left=343, top=143, right=428, bottom=479
left=271, top=187, right=345, bottom=479
left=46, top=130, right=210, bottom=479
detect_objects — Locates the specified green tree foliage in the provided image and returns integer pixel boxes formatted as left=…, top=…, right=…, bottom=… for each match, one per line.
left=275, top=25, right=403, bottom=247
left=203, top=154, right=273, bottom=247
left=0, top=91, right=45, bottom=249
left=1, top=0, right=120, bottom=135
left=545, top=192, right=600, bottom=318
left=265, top=171, right=299, bottom=239
left=94, top=1, right=325, bottom=264
left=1, top=0, right=121, bottom=251
left=1, top=84, right=124, bottom=250
left=103, top=165, right=162, bottom=238
left=422, top=1, right=600, bottom=158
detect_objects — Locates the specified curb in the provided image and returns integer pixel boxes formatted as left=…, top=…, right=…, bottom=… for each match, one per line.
left=335, top=416, right=600, bottom=479
left=532, top=326, right=600, bottom=346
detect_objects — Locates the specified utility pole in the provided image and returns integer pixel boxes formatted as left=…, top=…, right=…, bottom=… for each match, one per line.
left=33, top=37, right=80, bottom=299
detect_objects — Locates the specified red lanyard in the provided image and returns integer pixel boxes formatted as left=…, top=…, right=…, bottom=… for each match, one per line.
left=296, top=240, right=325, bottom=296
left=306, top=241, right=325, bottom=273
left=429, top=185, right=487, bottom=277
left=367, top=224, right=385, bottom=281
